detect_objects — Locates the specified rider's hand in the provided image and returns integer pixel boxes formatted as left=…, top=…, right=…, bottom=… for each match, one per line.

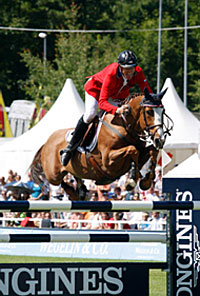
left=116, top=104, right=130, bottom=115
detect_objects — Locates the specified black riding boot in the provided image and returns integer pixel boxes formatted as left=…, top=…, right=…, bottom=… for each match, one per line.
left=60, top=116, right=89, bottom=166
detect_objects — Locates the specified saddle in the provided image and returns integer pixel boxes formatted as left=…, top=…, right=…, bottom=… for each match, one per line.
left=64, top=113, right=113, bottom=184
left=65, top=113, right=105, bottom=154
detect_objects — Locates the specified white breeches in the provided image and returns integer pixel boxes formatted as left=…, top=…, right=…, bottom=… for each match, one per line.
left=83, top=91, right=98, bottom=124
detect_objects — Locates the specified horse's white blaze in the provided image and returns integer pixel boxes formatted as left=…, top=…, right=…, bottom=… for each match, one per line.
left=153, top=107, right=164, bottom=138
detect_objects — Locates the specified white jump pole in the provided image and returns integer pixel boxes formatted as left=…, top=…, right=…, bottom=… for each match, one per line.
left=0, top=200, right=200, bottom=212
left=0, top=229, right=167, bottom=243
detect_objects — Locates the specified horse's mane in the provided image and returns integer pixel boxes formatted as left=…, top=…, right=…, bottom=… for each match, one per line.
left=127, top=93, right=143, bottom=103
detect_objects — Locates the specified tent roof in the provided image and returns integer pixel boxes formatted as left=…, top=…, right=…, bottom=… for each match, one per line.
left=163, top=153, right=200, bottom=178
left=0, top=78, right=84, bottom=177
left=162, top=78, right=200, bottom=149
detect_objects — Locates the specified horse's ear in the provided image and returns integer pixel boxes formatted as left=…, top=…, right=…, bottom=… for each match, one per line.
left=159, top=87, right=168, bottom=100
left=144, top=87, right=150, bottom=98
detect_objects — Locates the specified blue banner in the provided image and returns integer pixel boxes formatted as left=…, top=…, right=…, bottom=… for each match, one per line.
left=163, top=178, right=200, bottom=296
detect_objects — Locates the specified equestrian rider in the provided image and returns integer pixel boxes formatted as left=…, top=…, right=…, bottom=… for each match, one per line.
left=60, top=50, right=152, bottom=166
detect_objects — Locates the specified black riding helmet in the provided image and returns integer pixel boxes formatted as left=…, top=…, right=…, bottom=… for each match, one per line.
left=117, top=50, right=137, bottom=68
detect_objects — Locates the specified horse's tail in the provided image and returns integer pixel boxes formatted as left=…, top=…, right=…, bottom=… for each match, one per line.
left=30, top=145, right=45, bottom=185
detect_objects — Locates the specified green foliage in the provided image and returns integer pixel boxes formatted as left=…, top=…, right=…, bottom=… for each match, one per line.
left=0, top=0, right=199, bottom=112
left=19, top=32, right=124, bottom=106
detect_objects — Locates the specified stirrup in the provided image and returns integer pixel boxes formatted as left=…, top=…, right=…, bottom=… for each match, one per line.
left=60, top=144, right=72, bottom=156
left=60, top=149, right=72, bottom=166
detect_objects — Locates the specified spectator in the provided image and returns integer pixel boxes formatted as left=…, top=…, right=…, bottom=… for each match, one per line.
left=132, top=192, right=141, bottom=201
left=0, top=176, right=6, bottom=194
left=109, top=212, right=131, bottom=230
left=54, top=212, right=70, bottom=228
left=0, top=190, right=8, bottom=201
left=26, top=172, right=34, bottom=189
left=68, top=212, right=84, bottom=229
left=82, top=191, right=98, bottom=226
left=41, top=178, right=50, bottom=200
left=15, top=174, right=21, bottom=182
left=84, top=179, right=97, bottom=192
left=29, top=182, right=43, bottom=200
left=113, top=187, right=122, bottom=200
left=144, top=185, right=160, bottom=201
left=123, top=193, right=143, bottom=229
left=148, top=211, right=165, bottom=230
left=20, top=212, right=36, bottom=227
left=154, top=167, right=162, bottom=196
left=20, top=191, right=31, bottom=201
left=6, top=169, right=15, bottom=184
left=117, top=173, right=129, bottom=191
left=85, top=212, right=102, bottom=230
left=89, top=191, right=98, bottom=201
left=33, top=212, right=44, bottom=228
left=31, top=212, right=40, bottom=228
left=97, top=185, right=111, bottom=201
left=98, top=212, right=111, bottom=230
left=41, top=212, right=53, bottom=228
left=138, top=212, right=151, bottom=230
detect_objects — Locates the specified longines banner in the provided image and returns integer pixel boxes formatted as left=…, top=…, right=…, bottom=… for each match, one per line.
left=163, top=178, right=200, bottom=296
left=0, top=262, right=166, bottom=296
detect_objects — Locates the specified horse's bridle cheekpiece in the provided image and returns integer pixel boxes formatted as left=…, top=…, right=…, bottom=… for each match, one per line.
left=138, top=89, right=173, bottom=146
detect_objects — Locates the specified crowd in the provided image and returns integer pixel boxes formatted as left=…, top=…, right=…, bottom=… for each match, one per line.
left=0, top=167, right=166, bottom=231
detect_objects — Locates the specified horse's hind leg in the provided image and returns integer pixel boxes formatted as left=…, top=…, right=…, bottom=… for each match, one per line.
left=61, top=181, right=80, bottom=201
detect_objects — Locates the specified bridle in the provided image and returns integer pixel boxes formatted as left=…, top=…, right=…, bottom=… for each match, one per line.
left=138, top=101, right=174, bottom=145
left=99, top=93, right=174, bottom=147
left=121, top=95, right=174, bottom=146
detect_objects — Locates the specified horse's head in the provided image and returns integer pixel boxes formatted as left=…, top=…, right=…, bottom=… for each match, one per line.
left=137, top=87, right=169, bottom=150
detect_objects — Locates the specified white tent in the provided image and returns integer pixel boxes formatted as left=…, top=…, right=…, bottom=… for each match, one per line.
left=164, top=153, right=200, bottom=178
left=161, top=78, right=200, bottom=174
left=0, top=79, right=84, bottom=178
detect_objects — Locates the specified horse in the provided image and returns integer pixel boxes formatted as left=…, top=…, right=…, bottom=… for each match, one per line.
left=30, top=87, right=173, bottom=200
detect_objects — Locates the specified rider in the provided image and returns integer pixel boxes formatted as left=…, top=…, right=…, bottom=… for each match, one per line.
left=60, top=50, right=152, bottom=166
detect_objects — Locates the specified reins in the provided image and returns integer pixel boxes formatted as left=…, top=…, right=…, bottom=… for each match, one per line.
left=99, top=117, right=133, bottom=146
left=100, top=94, right=174, bottom=147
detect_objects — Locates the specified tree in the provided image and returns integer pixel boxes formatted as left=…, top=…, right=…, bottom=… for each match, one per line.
left=0, top=0, right=199, bottom=112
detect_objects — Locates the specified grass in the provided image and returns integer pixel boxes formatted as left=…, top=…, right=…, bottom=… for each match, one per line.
left=150, top=269, right=166, bottom=296
left=0, top=255, right=167, bottom=296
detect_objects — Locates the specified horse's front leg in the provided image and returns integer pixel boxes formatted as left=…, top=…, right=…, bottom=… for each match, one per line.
left=61, top=180, right=80, bottom=201
left=75, top=177, right=88, bottom=201
left=139, top=147, right=159, bottom=191
left=105, top=145, right=140, bottom=188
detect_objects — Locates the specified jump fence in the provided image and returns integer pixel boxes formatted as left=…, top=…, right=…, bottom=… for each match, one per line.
left=0, top=229, right=167, bottom=243
left=0, top=181, right=200, bottom=296
left=0, top=199, right=200, bottom=212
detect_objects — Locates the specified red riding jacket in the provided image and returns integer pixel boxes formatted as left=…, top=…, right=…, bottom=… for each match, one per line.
left=84, top=62, right=152, bottom=114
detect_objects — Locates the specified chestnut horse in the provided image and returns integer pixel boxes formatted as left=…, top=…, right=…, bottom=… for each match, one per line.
left=30, top=88, right=172, bottom=200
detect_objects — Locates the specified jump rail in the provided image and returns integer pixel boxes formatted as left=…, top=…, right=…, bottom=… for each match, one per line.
left=0, top=229, right=167, bottom=243
left=0, top=200, right=200, bottom=212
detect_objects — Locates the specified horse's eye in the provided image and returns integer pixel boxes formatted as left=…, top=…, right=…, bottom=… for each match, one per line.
left=146, top=109, right=154, bottom=116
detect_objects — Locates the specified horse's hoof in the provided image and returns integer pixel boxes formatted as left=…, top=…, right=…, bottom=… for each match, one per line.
left=78, top=184, right=88, bottom=200
left=125, top=178, right=136, bottom=191
left=139, top=179, right=152, bottom=191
